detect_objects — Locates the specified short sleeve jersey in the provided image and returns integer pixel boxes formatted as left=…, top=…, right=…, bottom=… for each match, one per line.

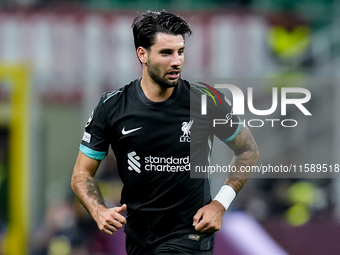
left=80, top=78, right=240, bottom=247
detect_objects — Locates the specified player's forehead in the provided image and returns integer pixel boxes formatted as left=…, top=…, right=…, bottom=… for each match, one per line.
left=151, top=32, right=185, bottom=50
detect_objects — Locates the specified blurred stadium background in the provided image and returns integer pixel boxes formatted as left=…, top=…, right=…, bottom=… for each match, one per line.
left=0, top=0, right=340, bottom=254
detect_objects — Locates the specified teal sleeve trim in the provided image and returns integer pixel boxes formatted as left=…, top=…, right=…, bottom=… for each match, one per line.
left=79, top=144, right=107, bottom=160
left=224, top=116, right=242, bottom=142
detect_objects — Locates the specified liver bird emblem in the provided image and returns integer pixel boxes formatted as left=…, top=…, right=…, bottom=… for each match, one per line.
left=181, top=120, right=193, bottom=137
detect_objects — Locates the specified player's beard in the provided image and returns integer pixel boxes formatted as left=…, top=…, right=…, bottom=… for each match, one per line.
left=147, top=60, right=181, bottom=89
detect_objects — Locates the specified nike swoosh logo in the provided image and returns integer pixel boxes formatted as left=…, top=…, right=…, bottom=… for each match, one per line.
left=122, top=127, right=142, bottom=135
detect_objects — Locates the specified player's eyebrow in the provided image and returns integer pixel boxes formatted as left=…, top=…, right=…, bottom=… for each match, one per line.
left=159, top=46, right=185, bottom=53
left=159, top=48, right=173, bottom=53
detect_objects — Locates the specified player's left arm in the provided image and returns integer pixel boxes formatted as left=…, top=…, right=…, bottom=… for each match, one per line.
left=193, top=126, right=259, bottom=233
left=225, top=125, right=259, bottom=192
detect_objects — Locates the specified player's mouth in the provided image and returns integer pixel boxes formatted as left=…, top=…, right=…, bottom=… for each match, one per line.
left=166, top=70, right=180, bottom=80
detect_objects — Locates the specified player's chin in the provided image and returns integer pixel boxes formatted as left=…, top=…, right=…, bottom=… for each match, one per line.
left=160, top=79, right=179, bottom=88
left=168, top=80, right=179, bottom=87
left=167, top=76, right=181, bottom=87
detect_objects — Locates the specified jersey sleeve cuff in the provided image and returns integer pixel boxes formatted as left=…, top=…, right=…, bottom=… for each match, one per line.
left=80, top=144, right=107, bottom=160
left=224, top=116, right=242, bottom=142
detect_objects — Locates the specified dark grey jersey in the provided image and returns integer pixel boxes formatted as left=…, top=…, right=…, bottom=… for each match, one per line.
left=80, top=78, right=240, bottom=247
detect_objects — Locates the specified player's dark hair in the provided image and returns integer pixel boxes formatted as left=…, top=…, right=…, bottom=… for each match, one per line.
left=132, top=10, right=192, bottom=50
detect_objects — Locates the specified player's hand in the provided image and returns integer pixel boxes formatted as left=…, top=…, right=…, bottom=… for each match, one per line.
left=94, top=204, right=127, bottom=235
left=193, top=200, right=226, bottom=233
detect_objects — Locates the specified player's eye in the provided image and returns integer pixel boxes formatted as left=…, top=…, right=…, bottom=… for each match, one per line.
left=178, top=47, right=185, bottom=55
left=161, top=50, right=172, bottom=55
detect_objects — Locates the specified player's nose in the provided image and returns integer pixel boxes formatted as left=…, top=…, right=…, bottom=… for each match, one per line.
left=171, top=52, right=182, bottom=67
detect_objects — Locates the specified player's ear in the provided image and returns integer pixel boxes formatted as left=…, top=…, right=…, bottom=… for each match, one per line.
left=137, top=47, right=148, bottom=64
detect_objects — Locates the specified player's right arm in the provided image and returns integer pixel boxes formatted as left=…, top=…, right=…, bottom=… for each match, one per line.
left=71, top=151, right=127, bottom=235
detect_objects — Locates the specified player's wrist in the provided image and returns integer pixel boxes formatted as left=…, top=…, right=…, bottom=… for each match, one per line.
left=213, top=185, right=236, bottom=211
left=92, top=204, right=107, bottom=216
left=211, top=199, right=227, bottom=213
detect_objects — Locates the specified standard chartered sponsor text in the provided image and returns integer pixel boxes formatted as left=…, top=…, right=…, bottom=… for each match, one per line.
left=144, top=155, right=190, bottom=172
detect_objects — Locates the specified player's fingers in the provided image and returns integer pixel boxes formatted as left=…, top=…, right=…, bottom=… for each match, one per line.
left=192, top=209, right=203, bottom=227
left=107, top=218, right=123, bottom=229
left=116, top=204, right=127, bottom=213
left=194, top=219, right=207, bottom=232
left=98, top=223, right=117, bottom=235
left=199, top=227, right=213, bottom=234
left=197, top=220, right=221, bottom=234
left=101, top=228, right=114, bottom=235
left=114, top=204, right=127, bottom=224
left=107, top=224, right=118, bottom=233
left=112, top=212, right=127, bottom=225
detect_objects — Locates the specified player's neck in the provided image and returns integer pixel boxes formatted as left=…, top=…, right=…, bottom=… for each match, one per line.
left=141, top=75, right=175, bottom=102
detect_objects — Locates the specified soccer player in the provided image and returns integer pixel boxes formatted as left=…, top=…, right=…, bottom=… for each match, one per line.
left=71, top=10, right=259, bottom=255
